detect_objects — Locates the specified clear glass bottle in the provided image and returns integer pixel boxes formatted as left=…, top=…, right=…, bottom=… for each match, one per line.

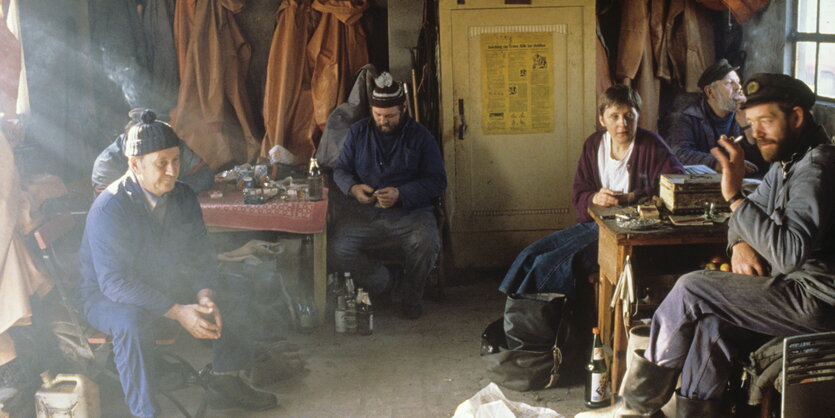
left=297, top=299, right=316, bottom=334
left=334, top=294, right=347, bottom=333
left=307, top=157, right=324, bottom=201
left=584, top=327, right=610, bottom=408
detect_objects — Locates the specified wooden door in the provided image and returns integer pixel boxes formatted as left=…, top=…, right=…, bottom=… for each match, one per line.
left=439, top=0, right=596, bottom=267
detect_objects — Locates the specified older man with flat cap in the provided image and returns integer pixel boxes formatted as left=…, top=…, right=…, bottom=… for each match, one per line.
left=78, top=110, right=277, bottom=417
left=331, top=72, right=447, bottom=319
left=578, top=73, right=835, bottom=417
left=666, top=59, right=768, bottom=176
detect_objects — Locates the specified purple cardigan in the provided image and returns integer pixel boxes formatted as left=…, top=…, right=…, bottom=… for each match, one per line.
left=572, top=128, right=685, bottom=223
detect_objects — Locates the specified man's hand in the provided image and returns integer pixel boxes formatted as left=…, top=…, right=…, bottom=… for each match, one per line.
left=374, top=187, right=400, bottom=208
left=710, top=136, right=745, bottom=204
left=165, top=303, right=221, bottom=340
left=731, top=241, right=766, bottom=276
left=592, top=188, right=621, bottom=207
left=350, top=184, right=376, bottom=204
left=197, top=289, right=222, bottom=335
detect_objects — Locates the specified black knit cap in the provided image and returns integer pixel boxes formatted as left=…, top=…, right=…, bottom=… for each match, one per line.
left=124, top=109, right=180, bottom=157
left=369, top=72, right=406, bottom=108
left=740, top=73, right=816, bottom=110
left=697, top=59, right=739, bottom=89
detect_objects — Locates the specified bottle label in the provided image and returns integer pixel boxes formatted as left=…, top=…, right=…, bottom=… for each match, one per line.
left=593, top=347, right=605, bottom=361
left=589, top=372, right=609, bottom=403
left=334, top=310, right=346, bottom=333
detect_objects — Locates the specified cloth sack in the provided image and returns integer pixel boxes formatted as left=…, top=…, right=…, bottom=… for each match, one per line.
left=482, top=293, right=568, bottom=391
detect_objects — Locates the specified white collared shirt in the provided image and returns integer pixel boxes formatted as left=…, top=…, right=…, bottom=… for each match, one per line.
left=597, top=131, right=633, bottom=193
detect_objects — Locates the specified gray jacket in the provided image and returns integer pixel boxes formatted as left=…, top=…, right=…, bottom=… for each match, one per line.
left=728, top=122, right=835, bottom=305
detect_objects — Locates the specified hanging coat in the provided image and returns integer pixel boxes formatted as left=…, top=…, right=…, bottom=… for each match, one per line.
left=0, top=11, right=20, bottom=117
left=260, top=0, right=320, bottom=166
left=664, top=0, right=716, bottom=92
left=141, top=0, right=180, bottom=114
left=171, top=0, right=260, bottom=170
left=308, top=0, right=369, bottom=130
left=0, top=131, right=53, bottom=362
left=616, top=0, right=661, bottom=131
left=261, top=0, right=369, bottom=165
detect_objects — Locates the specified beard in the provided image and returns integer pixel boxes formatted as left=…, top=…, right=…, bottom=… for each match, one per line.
left=375, top=118, right=402, bottom=134
left=718, top=95, right=739, bottom=114
left=757, top=129, right=801, bottom=163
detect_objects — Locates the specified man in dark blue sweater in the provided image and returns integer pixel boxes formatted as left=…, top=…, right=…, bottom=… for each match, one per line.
left=77, top=110, right=276, bottom=417
left=332, top=72, right=447, bottom=319
left=666, top=59, right=768, bottom=177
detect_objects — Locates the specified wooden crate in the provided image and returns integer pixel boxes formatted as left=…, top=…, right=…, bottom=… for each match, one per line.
left=659, top=174, right=728, bottom=214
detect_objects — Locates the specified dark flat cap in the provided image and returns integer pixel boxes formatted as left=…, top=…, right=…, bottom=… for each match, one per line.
left=697, top=59, right=739, bottom=89
left=740, top=73, right=816, bottom=110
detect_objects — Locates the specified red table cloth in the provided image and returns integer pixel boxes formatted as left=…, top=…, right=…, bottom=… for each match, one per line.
left=198, top=189, right=328, bottom=234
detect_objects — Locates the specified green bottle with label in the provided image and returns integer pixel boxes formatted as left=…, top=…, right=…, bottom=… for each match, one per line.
left=584, top=327, right=610, bottom=408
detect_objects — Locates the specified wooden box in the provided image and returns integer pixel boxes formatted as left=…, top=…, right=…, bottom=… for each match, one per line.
left=659, top=174, right=727, bottom=214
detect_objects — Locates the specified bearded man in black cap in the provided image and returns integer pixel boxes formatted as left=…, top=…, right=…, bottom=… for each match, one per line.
left=77, top=110, right=277, bottom=417
left=331, top=72, right=447, bottom=319
left=666, top=59, right=768, bottom=176
left=577, top=74, right=835, bottom=417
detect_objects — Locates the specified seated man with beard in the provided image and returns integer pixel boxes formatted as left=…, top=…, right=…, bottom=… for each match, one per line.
left=582, top=74, right=835, bottom=418
left=331, top=72, right=447, bottom=320
left=666, top=59, right=768, bottom=177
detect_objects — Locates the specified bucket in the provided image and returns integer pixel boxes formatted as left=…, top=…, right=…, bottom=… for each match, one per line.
left=35, top=372, right=100, bottom=418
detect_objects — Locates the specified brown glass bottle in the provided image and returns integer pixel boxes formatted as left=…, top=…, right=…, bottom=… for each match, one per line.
left=356, top=289, right=373, bottom=336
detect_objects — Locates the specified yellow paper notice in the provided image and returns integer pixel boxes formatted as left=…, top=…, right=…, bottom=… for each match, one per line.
left=481, top=32, right=554, bottom=135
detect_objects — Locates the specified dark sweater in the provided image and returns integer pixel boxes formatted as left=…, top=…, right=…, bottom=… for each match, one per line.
left=572, top=128, right=685, bottom=223
left=333, top=115, right=447, bottom=214
left=77, top=174, right=219, bottom=317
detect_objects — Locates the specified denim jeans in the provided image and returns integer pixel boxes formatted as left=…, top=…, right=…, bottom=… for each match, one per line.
left=499, top=222, right=599, bottom=296
left=645, top=270, right=835, bottom=400
left=329, top=207, right=439, bottom=307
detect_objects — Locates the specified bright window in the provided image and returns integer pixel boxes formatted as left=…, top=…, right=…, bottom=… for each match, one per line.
left=793, top=0, right=835, bottom=101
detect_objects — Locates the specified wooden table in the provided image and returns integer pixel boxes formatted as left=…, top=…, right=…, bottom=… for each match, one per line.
left=588, top=205, right=727, bottom=397
left=199, top=189, right=328, bottom=324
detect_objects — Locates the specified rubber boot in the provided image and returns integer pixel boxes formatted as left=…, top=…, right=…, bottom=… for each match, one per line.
left=674, top=391, right=727, bottom=418
left=575, top=350, right=678, bottom=418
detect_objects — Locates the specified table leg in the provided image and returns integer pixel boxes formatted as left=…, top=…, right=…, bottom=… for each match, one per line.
left=612, top=298, right=626, bottom=397
left=312, top=227, right=327, bottom=325
left=598, top=275, right=614, bottom=350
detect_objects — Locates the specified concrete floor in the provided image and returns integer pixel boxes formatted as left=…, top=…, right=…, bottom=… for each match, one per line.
left=99, top=277, right=591, bottom=418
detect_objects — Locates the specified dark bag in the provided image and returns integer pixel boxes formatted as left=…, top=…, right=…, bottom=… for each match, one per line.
left=481, top=293, right=568, bottom=391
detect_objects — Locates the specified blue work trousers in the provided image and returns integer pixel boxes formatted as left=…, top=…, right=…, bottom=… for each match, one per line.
left=645, top=271, right=835, bottom=400
left=330, top=207, right=439, bottom=306
left=499, top=222, right=599, bottom=296
left=83, top=290, right=256, bottom=418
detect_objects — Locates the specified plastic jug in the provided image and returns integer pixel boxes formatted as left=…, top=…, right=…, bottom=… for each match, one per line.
left=35, top=372, right=100, bottom=418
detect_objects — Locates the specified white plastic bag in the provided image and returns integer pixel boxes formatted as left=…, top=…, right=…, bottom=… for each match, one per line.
left=452, top=383, right=563, bottom=418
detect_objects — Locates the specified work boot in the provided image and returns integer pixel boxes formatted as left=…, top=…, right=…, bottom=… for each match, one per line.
left=206, top=372, right=278, bottom=411
left=674, top=391, right=727, bottom=418
left=575, top=350, right=678, bottom=418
